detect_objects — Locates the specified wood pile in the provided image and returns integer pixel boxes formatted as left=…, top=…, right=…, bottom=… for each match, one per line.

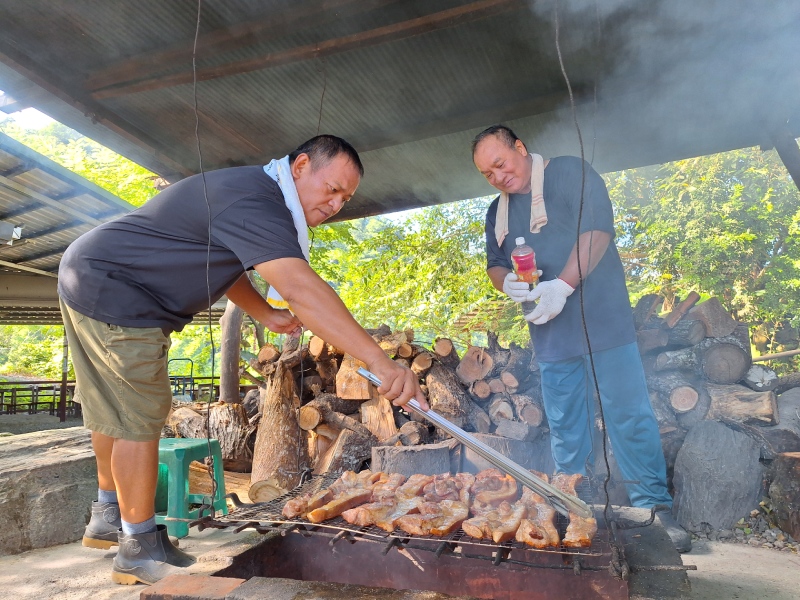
left=636, top=293, right=800, bottom=530
left=215, top=327, right=550, bottom=502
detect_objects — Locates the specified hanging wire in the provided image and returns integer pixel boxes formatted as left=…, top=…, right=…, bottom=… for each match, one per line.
left=191, top=0, right=218, bottom=516
left=316, top=56, right=328, bottom=136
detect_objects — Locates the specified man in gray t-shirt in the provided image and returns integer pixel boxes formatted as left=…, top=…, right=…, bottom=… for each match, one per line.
left=59, top=135, right=428, bottom=585
left=474, top=125, right=690, bottom=553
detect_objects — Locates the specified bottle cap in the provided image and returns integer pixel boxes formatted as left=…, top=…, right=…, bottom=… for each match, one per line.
left=515, top=237, right=526, bottom=245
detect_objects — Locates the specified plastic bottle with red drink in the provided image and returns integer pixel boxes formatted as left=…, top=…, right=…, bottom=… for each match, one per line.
left=510, top=237, right=539, bottom=315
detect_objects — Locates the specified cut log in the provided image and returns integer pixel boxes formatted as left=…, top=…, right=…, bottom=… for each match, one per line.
left=510, top=394, right=544, bottom=428
left=251, top=362, right=309, bottom=491
left=300, top=374, right=323, bottom=398
left=768, top=452, right=800, bottom=539
left=664, top=291, right=701, bottom=328
left=775, top=372, right=800, bottom=396
left=742, top=364, right=778, bottom=392
left=488, top=394, right=514, bottom=425
left=648, top=392, right=679, bottom=434
left=637, top=328, right=670, bottom=353
left=360, top=392, right=399, bottom=441
left=167, top=407, right=207, bottom=439
left=706, top=384, right=778, bottom=427
left=426, top=362, right=491, bottom=433
left=377, top=331, right=408, bottom=357
left=646, top=372, right=700, bottom=414
left=336, top=354, right=372, bottom=400
left=372, top=439, right=456, bottom=477
left=314, top=429, right=376, bottom=475
left=484, top=332, right=511, bottom=377
left=455, top=346, right=494, bottom=385
left=241, top=388, right=261, bottom=419
left=397, top=342, right=414, bottom=359
left=724, top=388, right=800, bottom=459
left=248, top=478, right=284, bottom=503
left=654, top=347, right=698, bottom=372
left=673, top=420, right=764, bottom=530
left=433, top=337, right=460, bottom=370
left=257, top=343, right=281, bottom=364
left=675, top=386, right=712, bottom=431
left=632, top=294, right=664, bottom=330
left=208, top=402, right=255, bottom=472
left=470, top=380, right=492, bottom=401
left=499, top=370, right=519, bottom=392
left=382, top=421, right=431, bottom=447
left=366, top=324, right=392, bottom=337
left=666, top=319, right=706, bottom=348
left=218, top=300, right=244, bottom=404
left=684, top=297, right=737, bottom=338
left=308, top=336, right=343, bottom=361
left=410, top=351, right=434, bottom=376
left=699, top=334, right=751, bottom=384
left=297, top=395, right=364, bottom=431
left=494, top=418, right=540, bottom=442
left=488, top=378, right=506, bottom=394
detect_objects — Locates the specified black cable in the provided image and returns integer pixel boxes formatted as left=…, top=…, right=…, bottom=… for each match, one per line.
left=191, top=0, right=218, bottom=516
left=553, top=0, right=615, bottom=540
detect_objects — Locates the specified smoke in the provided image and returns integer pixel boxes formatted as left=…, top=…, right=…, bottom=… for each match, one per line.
left=513, top=0, right=800, bottom=172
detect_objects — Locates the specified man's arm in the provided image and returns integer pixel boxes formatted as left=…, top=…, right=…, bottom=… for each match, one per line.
left=488, top=266, right=513, bottom=291
left=224, top=273, right=302, bottom=335
left=558, top=230, right=611, bottom=288
left=254, top=257, right=428, bottom=409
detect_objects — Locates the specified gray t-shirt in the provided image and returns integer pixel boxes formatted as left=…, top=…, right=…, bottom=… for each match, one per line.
left=485, top=156, right=636, bottom=362
left=58, top=166, right=305, bottom=332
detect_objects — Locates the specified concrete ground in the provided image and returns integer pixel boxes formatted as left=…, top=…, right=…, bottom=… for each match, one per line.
left=1, top=530, right=798, bottom=600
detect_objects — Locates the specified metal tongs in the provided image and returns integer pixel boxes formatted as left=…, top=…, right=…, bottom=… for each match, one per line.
left=357, top=367, right=593, bottom=519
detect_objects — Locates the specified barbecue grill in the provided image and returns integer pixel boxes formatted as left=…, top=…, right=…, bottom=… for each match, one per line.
left=188, top=473, right=673, bottom=600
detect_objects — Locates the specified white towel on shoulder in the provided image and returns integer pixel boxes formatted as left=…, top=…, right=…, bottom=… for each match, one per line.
left=263, top=156, right=309, bottom=309
left=494, top=153, right=548, bottom=246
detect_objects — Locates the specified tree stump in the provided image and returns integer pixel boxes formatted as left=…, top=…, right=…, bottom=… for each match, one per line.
left=167, top=407, right=207, bottom=439
left=218, top=300, right=244, bottom=404
left=768, top=452, right=800, bottom=540
left=250, top=362, right=309, bottom=492
left=208, top=402, right=254, bottom=472
left=672, top=421, right=764, bottom=530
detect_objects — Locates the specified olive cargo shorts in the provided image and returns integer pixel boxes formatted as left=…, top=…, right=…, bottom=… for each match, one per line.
left=60, top=298, right=172, bottom=441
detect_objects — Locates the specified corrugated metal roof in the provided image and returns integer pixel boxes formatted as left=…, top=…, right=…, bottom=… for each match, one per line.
left=0, top=0, right=796, bottom=223
left=0, top=131, right=138, bottom=323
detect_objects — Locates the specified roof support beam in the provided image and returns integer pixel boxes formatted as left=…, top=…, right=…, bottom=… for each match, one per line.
left=91, top=0, right=522, bottom=99
left=0, top=174, right=103, bottom=226
left=0, top=259, right=58, bottom=278
left=771, top=128, right=800, bottom=193
left=86, top=0, right=391, bottom=92
left=18, top=244, right=69, bottom=264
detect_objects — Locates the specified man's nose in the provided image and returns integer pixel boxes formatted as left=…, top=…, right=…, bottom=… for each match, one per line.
left=330, top=196, right=344, bottom=213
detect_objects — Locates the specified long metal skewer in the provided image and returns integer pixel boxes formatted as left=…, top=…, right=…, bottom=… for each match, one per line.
left=356, top=367, right=593, bottom=519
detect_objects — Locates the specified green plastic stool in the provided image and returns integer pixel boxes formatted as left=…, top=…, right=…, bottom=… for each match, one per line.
left=154, top=438, right=228, bottom=538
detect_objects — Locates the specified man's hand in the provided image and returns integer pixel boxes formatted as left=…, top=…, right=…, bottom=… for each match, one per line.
left=368, top=356, right=429, bottom=411
left=502, top=272, right=540, bottom=302
left=524, top=278, right=574, bottom=325
left=263, top=307, right=303, bottom=337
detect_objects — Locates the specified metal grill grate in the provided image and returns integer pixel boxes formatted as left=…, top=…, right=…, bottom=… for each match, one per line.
left=206, top=474, right=611, bottom=559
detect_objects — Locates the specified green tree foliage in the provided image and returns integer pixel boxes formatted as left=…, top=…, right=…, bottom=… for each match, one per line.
left=0, top=120, right=158, bottom=207
left=607, top=147, right=800, bottom=330
left=0, top=325, right=68, bottom=379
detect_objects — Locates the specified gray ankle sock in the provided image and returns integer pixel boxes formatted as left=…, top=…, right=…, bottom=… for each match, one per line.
left=121, top=516, right=157, bottom=536
left=97, top=489, right=118, bottom=504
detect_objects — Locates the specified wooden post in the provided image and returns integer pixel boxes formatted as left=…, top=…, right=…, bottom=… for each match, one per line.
left=219, top=299, right=244, bottom=404
left=58, top=331, right=68, bottom=422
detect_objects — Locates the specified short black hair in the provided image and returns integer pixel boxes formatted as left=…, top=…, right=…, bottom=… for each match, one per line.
left=471, top=124, right=525, bottom=157
left=289, top=135, right=364, bottom=177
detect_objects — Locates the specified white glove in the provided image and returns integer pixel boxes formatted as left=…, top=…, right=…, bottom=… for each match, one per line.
left=502, top=271, right=541, bottom=303
left=524, top=278, right=574, bottom=325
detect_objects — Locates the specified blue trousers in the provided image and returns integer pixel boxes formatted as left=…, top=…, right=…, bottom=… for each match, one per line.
left=538, top=342, right=672, bottom=508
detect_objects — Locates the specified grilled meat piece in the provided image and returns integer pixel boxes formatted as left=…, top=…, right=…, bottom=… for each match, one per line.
left=395, top=500, right=469, bottom=536
left=516, top=479, right=560, bottom=548
left=306, top=489, right=373, bottom=523
left=470, top=469, right=519, bottom=514
left=396, top=473, right=435, bottom=498
left=462, top=500, right=527, bottom=544
left=551, top=473, right=597, bottom=548
left=370, top=473, right=408, bottom=502
left=341, top=496, right=425, bottom=532
left=422, top=472, right=476, bottom=504
left=282, top=488, right=333, bottom=519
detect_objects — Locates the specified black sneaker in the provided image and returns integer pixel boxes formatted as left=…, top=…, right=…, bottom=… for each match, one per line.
left=82, top=501, right=121, bottom=549
left=111, top=524, right=196, bottom=585
left=657, top=511, right=692, bottom=553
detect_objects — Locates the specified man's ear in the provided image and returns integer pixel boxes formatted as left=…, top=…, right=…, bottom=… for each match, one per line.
left=291, top=153, right=311, bottom=180
left=514, top=139, right=528, bottom=156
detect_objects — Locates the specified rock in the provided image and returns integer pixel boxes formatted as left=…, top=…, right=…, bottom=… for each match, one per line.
left=673, top=421, right=764, bottom=530
left=0, top=428, right=96, bottom=556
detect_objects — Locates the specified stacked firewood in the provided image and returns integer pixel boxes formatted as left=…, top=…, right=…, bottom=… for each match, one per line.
left=234, top=326, right=547, bottom=502
left=634, top=293, right=800, bottom=535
